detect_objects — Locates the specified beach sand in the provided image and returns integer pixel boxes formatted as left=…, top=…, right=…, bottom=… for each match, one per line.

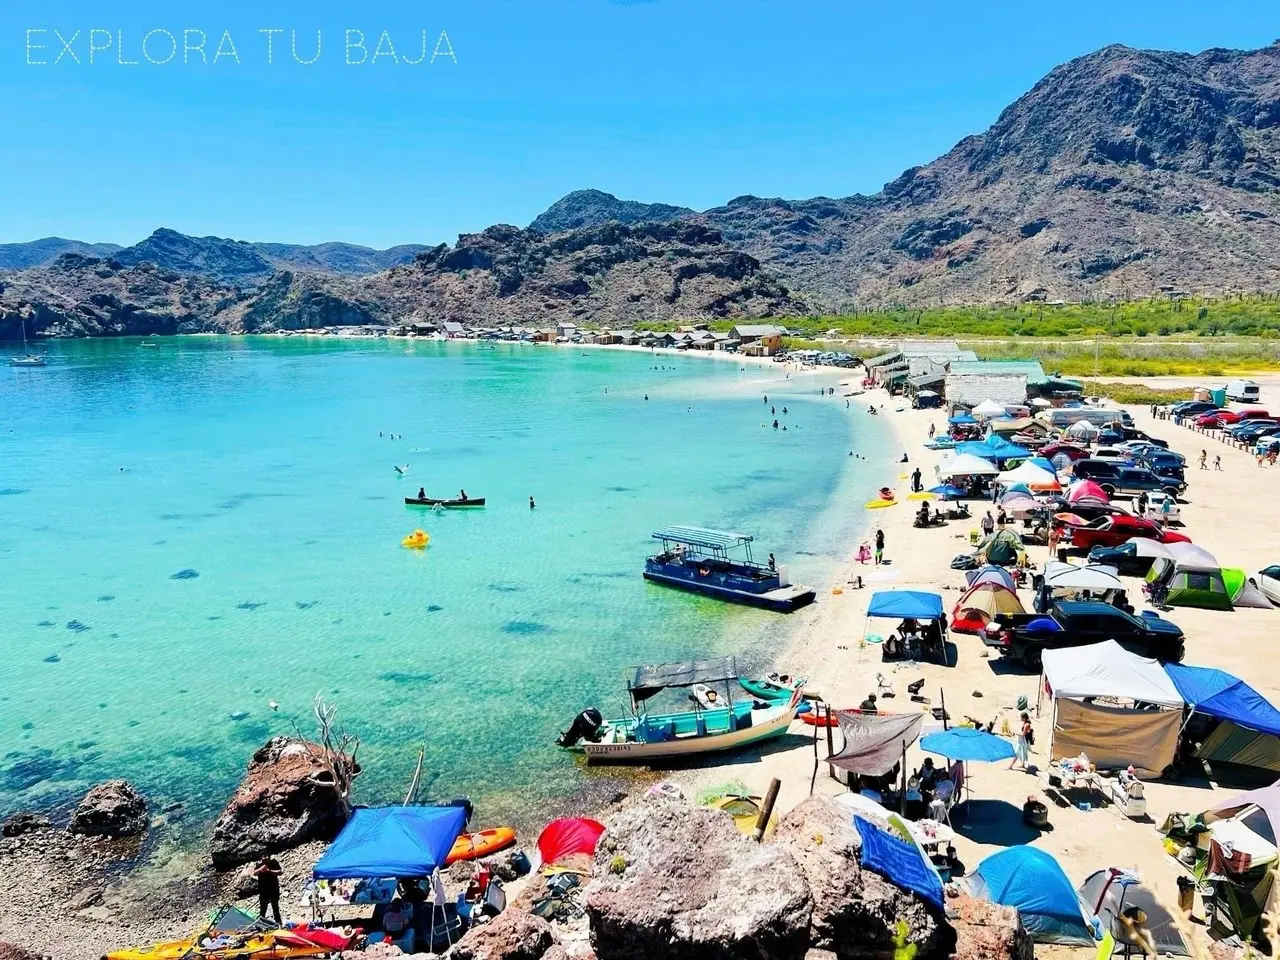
left=675, top=388, right=1280, bottom=955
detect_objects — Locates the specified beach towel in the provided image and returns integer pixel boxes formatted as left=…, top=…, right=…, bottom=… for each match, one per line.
left=854, top=816, right=943, bottom=909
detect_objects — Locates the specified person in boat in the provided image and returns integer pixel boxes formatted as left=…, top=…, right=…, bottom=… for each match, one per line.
left=459, top=489, right=468, bottom=501
left=417, top=487, right=426, bottom=500
left=768, top=553, right=776, bottom=571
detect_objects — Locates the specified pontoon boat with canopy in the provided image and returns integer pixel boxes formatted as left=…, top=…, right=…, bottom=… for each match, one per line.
left=643, top=526, right=815, bottom=612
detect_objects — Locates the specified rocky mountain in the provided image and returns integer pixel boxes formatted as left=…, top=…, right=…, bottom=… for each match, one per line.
left=0, top=222, right=800, bottom=338
left=693, top=42, right=1280, bottom=306
left=0, top=238, right=123, bottom=271
left=530, top=189, right=694, bottom=233
left=251, top=241, right=430, bottom=275
left=112, top=229, right=278, bottom=287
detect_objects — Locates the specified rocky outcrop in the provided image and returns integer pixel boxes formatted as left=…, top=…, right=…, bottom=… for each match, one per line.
left=2, top=813, right=52, bottom=838
left=584, top=798, right=813, bottom=960
left=530, top=190, right=694, bottom=233
left=68, top=780, right=148, bottom=838
left=0, top=943, right=46, bottom=960
left=447, top=911, right=557, bottom=960
left=948, top=896, right=1033, bottom=960
left=774, top=798, right=952, bottom=959
left=209, top=737, right=358, bottom=871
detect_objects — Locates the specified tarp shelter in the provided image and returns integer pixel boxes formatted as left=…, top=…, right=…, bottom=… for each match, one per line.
left=313, top=806, right=468, bottom=879
left=983, top=434, right=1031, bottom=461
left=854, top=816, right=944, bottom=909
left=967, top=847, right=1094, bottom=945
left=955, top=440, right=1004, bottom=461
left=536, top=818, right=605, bottom=870
left=937, top=453, right=999, bottom=477
left=629, top=657, right=738, bottom=702
left=1165, top=665, right=1280, bottom=737
left=948, top=412, right=977, bottom=425
left=1224, top=569, right=1274, bottom=609
left=828, top=710, right=924, bottom=776
left=1078, top=869, right=1190, bottom=956
left=1197, top=721, right=1280, bottom=774
left=1041, top=640, right=1184, bottom=776
left=867, top=590, right=945, bottom=621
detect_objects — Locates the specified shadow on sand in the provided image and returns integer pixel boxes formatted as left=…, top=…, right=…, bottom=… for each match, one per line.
left=950, top=799, right=1046, bottom=844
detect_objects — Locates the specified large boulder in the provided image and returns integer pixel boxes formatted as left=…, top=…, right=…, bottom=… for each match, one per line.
left=774, top=797, right=953, bottom=959
left=68, top=780, right=148, bottom=838
left=584, top=797, right=813, bottom=960
left=1, top=813, right=51, bottom=838
left=209, top=737, right=358, bottom=871
left=447, top=911, right=557, bottom=960
left=948, top=896, right=1032, bottom=960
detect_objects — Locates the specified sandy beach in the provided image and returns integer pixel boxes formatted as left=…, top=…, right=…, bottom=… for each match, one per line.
left=674, top=382, right=1280, bottom=955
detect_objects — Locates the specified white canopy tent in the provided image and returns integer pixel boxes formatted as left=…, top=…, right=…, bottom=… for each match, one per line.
left=973, top=399, right=1007, bottom=417
left=1043, top=562, right=1124, bottom=593
left=1041, top=640, right=1183, bottom=706
left=1130, top=538, right=1177, bottom=561
left=938, top=453, right=1000, bottom=478
left=1040, top=640, right=1185, bottom=776
left=996, top=460, right=1061, bottom=491
left=1066, top=420, right=1100, bottom=440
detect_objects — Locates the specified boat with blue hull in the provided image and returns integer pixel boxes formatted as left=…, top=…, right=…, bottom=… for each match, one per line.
left=642, top=525, right=816, bottom=613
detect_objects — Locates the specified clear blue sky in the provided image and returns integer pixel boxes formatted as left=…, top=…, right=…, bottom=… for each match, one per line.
left=1, top=0, right=1276, bottom=248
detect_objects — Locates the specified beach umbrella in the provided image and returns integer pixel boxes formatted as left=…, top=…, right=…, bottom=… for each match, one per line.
left=1053, top=512, right=1088, bottom=527
left=920, top=727, right=1016, bottom=763
left=927, top=484, right=966, bottom=499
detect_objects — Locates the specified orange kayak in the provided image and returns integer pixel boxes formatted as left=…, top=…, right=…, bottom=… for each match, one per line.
left=801, top=705, right=842, bottom=727
left=446, top=827, right=517, bottom=865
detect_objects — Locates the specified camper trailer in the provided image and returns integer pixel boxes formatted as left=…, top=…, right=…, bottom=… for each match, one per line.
left=1036, top=407, right=1133, bottom=429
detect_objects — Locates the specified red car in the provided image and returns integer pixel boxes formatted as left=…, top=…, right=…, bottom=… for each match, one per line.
left=1200, top=407, right=1269, bottom=428
left=1039, top=442, right=1091, bottom=462
left=1070, top=515, right=1192, bottom=551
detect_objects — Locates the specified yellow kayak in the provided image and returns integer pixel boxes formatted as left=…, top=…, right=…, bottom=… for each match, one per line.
left=865, top=499, right=899, bottom=509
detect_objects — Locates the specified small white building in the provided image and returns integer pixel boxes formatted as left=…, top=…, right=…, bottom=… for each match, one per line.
left=556, top=322, right=578, bottom=339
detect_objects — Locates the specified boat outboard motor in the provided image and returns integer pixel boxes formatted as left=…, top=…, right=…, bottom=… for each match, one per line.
left=434, top=796, right=474, bottom=825
left=557, top=708, right=604, bottom=747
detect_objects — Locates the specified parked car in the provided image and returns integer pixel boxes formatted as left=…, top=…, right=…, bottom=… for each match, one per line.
left=1040, top=442, right=1091, bottom=462
left=1071, top=514, right=1190, bottom=550
left=1122, top=442, right=1183, bottom=462
left=1117, top=428, right=1169, bottom=447
left=1260, top=566, right=1280, bottom=605
left=1072, top=461, right=1185, bottom=497
left=1072, top=459, right=1124, bottom=482
left=986, top=600, right=1185, bottom=668
left=1092, top=447, right=1129, bottom=462
left=1171, top=401, right=1219, bottom=417
left=1217, top=408, right=1270, bottom=426
left=1086, top=542, right=1160, bottom=578
left=1195, top=411, right=1227, bottom=428
left=1132, top=491, right=1181, bottom=524
left=1228, top=420, right=1280, bottom=442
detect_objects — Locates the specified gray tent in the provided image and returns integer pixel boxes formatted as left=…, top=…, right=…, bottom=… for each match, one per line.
left=1078, top=869, right=1189, bottom=956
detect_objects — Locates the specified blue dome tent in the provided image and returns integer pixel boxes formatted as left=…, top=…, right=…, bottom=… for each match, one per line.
left=967, top=847, right=1095, bottom=945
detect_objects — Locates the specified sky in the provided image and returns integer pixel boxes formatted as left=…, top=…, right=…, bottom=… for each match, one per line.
left=1, top=0, right=1277, bottom=248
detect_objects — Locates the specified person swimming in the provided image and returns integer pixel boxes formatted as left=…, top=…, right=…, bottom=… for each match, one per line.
left=394, top=464, right=409, bottom=475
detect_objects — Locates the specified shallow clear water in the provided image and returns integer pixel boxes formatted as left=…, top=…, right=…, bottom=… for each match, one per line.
left=0, top=338, right=887, bottom=826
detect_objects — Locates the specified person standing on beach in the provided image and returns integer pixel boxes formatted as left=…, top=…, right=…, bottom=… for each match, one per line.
left=874, top=528, right=885, bottom=565
left=911, top=467, right=922, bottom=493
left=254, top=855, right=283, bottom=925
left=1200, top=450, right=1208, bottom=469
left=1011, top=712, right=1033, bottom=770
left=1214, top=454, right=1222, bottom=471
left=981, top=511, right=995, bottom=536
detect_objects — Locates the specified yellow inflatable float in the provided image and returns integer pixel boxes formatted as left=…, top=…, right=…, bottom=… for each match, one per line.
left=402, top=529, right=430, bottom=549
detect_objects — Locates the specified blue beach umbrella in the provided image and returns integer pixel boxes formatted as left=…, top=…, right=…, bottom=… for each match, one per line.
left=927, top=484, right=965, bottom=500
left=919, top=727, right=1016, bottom=763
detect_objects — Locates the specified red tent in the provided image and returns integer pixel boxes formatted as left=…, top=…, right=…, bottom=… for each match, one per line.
left=536, top=817, right=605, bottom=867
left=1066, top=479, right=1108, bottom=504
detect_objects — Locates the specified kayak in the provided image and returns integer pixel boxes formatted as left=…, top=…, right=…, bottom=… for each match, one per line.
left=445, top=827, right=517, bottom=865
left=405, top=497, right=486, bottom=508
left=865, top=499, right=899, bottom=509
left=800, top=704, right=842, bottom=727
left=738, top=675, right=801, bottom=700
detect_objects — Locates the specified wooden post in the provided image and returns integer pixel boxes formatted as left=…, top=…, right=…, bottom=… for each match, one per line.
left=900, top=741, right=908, bottom=815
left=809, top=715, right=820, bottom=794
left=754, top=778, right=781, bottom=842
left=940, top=687, right=949, bottom=730
left=825, top=709, right=836, bottom=780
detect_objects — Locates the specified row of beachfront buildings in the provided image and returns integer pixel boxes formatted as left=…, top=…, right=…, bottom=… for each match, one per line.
left=861, top=340, right=1085, bottom=407
left=392, top=322, right=790, bottom=355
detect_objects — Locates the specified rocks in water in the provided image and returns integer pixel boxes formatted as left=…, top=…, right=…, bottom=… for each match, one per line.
left=447, top=910, right=556, bottom=960
left=949, top=895, right=1033, bottom=960
left=584, top=797, right=812, bottom=960
left=774, top=797, right=952, bottom=959
left=68, top=780, right=148, bottom=838
left=209, top=736, right=359, bottom=871
left=170, top=568, right=200, bottom=580
left=2, top=812, right=52, bottom=838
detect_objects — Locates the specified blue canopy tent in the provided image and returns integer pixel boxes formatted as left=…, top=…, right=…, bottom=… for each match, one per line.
left=948, top=413, right=977, bottom=425
left=313, top=806, right=468, bottom=879
left=1165, top=664, right=1280, bottom=737
left=967, top=847, right=1094, bottom=945
left=984, top=435, right=1030, bottom=459
left=867, top=590, right=945, bottom=621
left=955, top=440, right=1003, bottom=461
left=927, top=484, right=966, bottom=500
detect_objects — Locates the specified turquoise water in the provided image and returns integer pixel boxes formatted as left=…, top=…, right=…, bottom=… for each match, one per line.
left=0, top=338, right=887, bottom=827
